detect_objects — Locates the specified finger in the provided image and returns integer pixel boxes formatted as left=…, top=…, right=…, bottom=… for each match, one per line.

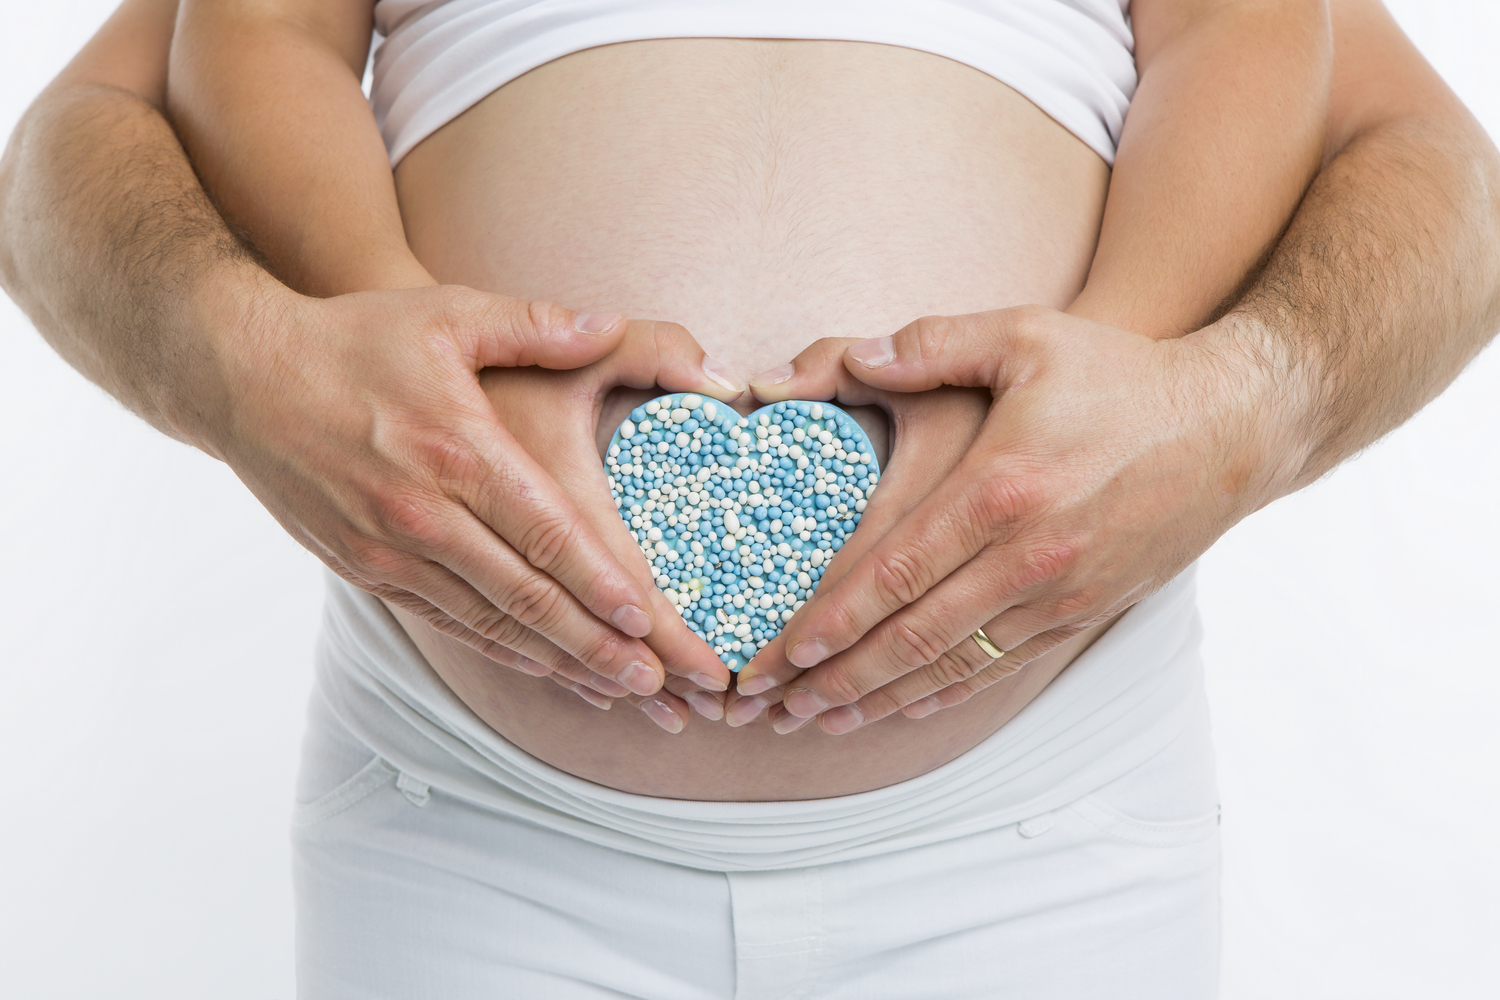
left=747, top=337, right=868, bottom=403
left=725, top=676, right=786, bottom=728
left=841, top=308, right=1051, bottom=393
left=733, top=385, right=987, bottom=695
left=809, top=636, right=1003, bottom=735
left=843, top=632, right=1029, bottom=729
left=604, top=318, right=748, bottom=401
left=364, top=570, right=631, bottom=695
left=663, top=673, right=727, bottom=722
left=622, top=687, right=694, bottom=734
left=901, top=626, right=1084, bottom=719
left=439, top=288, right=629, bottom=371
left=360, top=532, right=668, bottom=696
left=772, top=447, right=1011, bottom=675
left=544, top=673, right=617, bottom=710
left=778, top=537, right=1074, bottom=718
left=450, top=415, right=666, bottom=636
left=466, top=319, right=746, bottom=690
left=766, top=699, right=816, bottom=735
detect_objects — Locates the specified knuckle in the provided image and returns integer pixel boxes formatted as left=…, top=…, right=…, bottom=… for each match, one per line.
left=1016, top=538, right=1081, bottom=592
left=525, top=297, right=570, bottom=337
left=515, top=508, right=582, bottom=575
left=928, top=649, right=985, bottom=687
left=817, top=664, right=870, bottom=707
left=1049, top=586, right=1101, bottom=621
left=853, top=688, right=903, bottom=723
left=415, top=433, right=484, bottom=491
left=433, top=284, right=480, bottom=321
left=498, top=573, right=570, bottom=633
left=345, top=536, right=414, bottom=581
left=869, top=549, right=931, bottom=608
left=910, top=314, right=955, bottom=362
left=469, top=609, right=529, bottom=650
left=883, top=617, right=950, bottom=670
left=570, top=628, right=628, bottom=673
left=372, top=489, right=452, bottom=550
left=968, top=474, right=1040, bottom=532
left=650, top=318, right=692, bottom=349
left=414, top=605, right=468, bottom=641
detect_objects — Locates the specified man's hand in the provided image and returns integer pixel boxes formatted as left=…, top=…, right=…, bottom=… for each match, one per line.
left=205, top=282, right=731, bottom=699
left=468, top=319, right=744, bottom=730
left=749, top=306, right=1303, bottom=734
left=721, top=339, right=992, bottom=731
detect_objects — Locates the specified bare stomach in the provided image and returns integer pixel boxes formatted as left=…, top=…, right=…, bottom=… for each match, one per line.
left=391, top=39, right=1114, bottom=801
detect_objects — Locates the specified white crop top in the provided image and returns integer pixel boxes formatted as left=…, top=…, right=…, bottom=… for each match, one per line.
left=370, top=0, right=1136, bottom=167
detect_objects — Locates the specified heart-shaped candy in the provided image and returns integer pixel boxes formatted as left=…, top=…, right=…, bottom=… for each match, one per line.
left=605, top=394, right=881, bottom=671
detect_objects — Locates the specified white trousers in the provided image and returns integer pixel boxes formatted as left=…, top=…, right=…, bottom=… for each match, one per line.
left=291, top=685, right=1222, bottom=999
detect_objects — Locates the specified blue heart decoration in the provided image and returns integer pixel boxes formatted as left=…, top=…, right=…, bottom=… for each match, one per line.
left=605, top=394, right=881, bottom=671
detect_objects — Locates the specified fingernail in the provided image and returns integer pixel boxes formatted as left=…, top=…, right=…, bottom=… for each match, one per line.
left=820, top=703, right=864, bottom=735
left=571, top=683, right=612, bottom=710
left=689, top=671, right=729, bottom=693
left=788, top=639, right=829, bottom=669
left=589, top=672, right=631, bottom=698
left=725, top=695, right=768, bottom=728
left=641, top=699, right=684, bottom=733
left=847, top=337, right=895, bottom=368
left=683, top=690, right=725, bottom=721
left=574, top=312, right=623, bottom=335
left=610, top=604, right=652, bottom=638
left=772, top=711, right=813, bottom=735
left=619, top=661, right=661, bottom=696
left=749, top=363, right=794, bottom=388
left=701, top=356, right=746, bottom=394
left=783, top=687, right=830, bottom=718
left=905, top=696, right=942, bottom=719
left=737, top=673, right=777, bottom=697
left=513, top=656, right=551, bottom=677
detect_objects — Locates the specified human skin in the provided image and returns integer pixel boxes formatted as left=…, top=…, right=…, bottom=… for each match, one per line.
left=3, top=3, right=1496, bottom=796
left=752, top=0, right=1500, bottom=737
left=0, top=0, right=741, bottom=710
left=164, top=0, right=1327, bottom=739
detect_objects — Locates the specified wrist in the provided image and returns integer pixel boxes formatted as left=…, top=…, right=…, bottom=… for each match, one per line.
left=161, top=259, right=302, bottom=461
left=1179, top=310, right=1321, bottom=512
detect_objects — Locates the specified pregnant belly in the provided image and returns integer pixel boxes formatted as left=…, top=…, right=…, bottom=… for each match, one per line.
left=390, top=38, right=1114, bottom=800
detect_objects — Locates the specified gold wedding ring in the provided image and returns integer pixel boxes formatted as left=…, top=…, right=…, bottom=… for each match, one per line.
left=971, top=627, right=1006, bottom=660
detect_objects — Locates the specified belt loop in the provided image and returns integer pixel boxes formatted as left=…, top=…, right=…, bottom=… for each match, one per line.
left=396, top=771, right=431, bottom=808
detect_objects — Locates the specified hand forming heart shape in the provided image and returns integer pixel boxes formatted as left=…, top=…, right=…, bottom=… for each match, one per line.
left=604, top=393, right=881, bottom=671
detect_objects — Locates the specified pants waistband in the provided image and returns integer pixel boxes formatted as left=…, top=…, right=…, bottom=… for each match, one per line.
left=314, top=567, right=1203, bottom=871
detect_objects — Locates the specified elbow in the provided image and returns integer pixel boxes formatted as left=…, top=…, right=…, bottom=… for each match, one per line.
left=0, top=107, right=32, bottom=300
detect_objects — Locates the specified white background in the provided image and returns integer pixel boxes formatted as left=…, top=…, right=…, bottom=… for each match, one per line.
left=2, top=2, right=1497, bottom=996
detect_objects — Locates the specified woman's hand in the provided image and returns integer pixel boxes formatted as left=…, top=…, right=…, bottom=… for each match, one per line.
left=209, top=283, right=737, bottom=706
left=720, top=339, right=992, bottom=731
left=743, top=306, right=1299, bottom=734
left=471, top=318, right=746, bottom=730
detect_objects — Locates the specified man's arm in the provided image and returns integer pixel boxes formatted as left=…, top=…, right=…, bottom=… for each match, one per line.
left=0, top=0, right=260, bottom=444
left=1229, top=0, right=1500, bottom=484
left=0, top=0, right=738, bottom=709
left=744, top=0, right=1500, bottom=730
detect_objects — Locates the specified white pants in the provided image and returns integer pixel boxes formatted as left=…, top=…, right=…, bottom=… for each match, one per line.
left=291, top=685, right=1222, bottom=999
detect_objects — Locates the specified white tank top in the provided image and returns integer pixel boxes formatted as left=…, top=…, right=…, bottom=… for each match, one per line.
left=370, top=0, right=1136, bottom=166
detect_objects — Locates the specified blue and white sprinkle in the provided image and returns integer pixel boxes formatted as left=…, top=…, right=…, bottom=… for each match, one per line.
left=605, top=394, right=880, bottom=671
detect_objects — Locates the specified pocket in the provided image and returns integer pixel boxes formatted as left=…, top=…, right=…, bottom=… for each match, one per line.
left=1068, top=794, right=1220, bottom=849
left=292, top=755, right=397, bottom=828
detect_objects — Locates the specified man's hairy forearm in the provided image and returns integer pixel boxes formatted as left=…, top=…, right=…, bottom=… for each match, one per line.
left=1222, top=113, right=1500, bottom=494
left=0, top=82, right=265, bottom=446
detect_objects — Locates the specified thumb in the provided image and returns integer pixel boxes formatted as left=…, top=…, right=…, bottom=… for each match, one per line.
left=603, top=319, right=747, bottom=401
left=441, top=287, right=629, bottom=371
left=842, top=307, right=1047, bottom=392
